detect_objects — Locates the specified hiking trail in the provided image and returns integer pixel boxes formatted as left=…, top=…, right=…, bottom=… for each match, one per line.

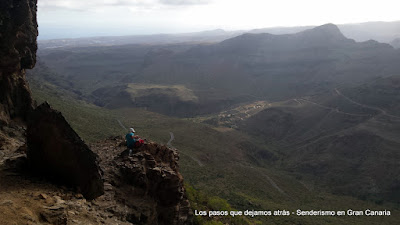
left=167, top=132, right=204, bottom=167
left=335, top=88, right=400, bottom=120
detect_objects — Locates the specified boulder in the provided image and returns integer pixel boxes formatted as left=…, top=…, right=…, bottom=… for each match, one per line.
left=114, top=142, right=192, bottom=225
left=27, top=102, right=104, bottom=200
left=92, top=137, right=192, bottom=225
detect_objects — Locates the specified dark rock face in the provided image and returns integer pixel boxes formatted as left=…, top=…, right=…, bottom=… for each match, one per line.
left=0, top=0, right=37, bottom=123
left=1, top=0, right=105, bottom=201
left=27, top=102, right=104, bottom=200
left=116, top=144, right=191, bottom=225
left=92, top=137, right=192, bottom=225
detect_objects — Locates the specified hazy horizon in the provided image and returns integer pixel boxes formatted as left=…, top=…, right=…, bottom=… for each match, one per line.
left=38, top=0, right=400, bottom=40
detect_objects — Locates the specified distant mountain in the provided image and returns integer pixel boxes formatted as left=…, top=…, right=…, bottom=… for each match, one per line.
left=239, top=76, right=400, bottom=202
left=391, top=38, right=400, bottom=48
left=136, top=24, right=399, bottom=107
left=35, top=24, right=400, bottom=117
left=38, top=21, right=400, bottom=50
left=217, top=24, right=350, bottom=52
left=38, top=29, right=243, bottom=49
left=339, top=21, right=400, bottom=43
left=248, top=25, right=314, bottom=35
left=247, top=21, right=400, bottom=44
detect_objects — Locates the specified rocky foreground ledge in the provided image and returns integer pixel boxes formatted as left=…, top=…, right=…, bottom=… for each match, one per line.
left=0, top=133, right=192, bottom=225
left=25, top=102, right=192, bottom=224
left=91, top=136, right=192, bottom=225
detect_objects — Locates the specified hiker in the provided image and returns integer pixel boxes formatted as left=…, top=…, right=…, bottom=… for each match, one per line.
left=126, top=128, right=145, bottom=156
left=126, top=128, right=136, bottom=155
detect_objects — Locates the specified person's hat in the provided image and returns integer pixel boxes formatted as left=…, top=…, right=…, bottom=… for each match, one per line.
left=130, top=128, right=135, bottom=133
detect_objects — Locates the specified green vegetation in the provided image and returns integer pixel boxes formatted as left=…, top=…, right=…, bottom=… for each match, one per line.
left=27, top=26, right=400, bottom=224
left=186, top=183, right=255, bottom=225
left=31, top=85, right=122, bottom=143
left=342, top=75, right=400, bottom=116
left=126, top=83, right=198, bottom=102
left=29, top=83, right=400, bottom=225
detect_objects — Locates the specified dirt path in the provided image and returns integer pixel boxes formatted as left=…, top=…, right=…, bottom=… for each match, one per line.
left=238, top=163, right=290, bottom=197
left=287, top=89, right=400, bottom=149
left=167, top=132, right=204, bottom=167
left=293, top=126, right=353, bottom=150
left=262, top=173, right=289, bottom=197
left=167, top=132, right=174, bottom=146
left=298, top=98, right=370, bottom=117
left=335, top=88, right=400, bottom=120
left=117, top=119, right=127, bottom=130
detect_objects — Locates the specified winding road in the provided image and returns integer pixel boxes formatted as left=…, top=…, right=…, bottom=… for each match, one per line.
left=290, top=88, right=400, bottom=149
left=297, top=98, right=370, bottom=117
left=167, top=132, right=174, bottom=147
left=167, top=132, right=204, bottom=167
left=334, top=88, right=400, bottom=120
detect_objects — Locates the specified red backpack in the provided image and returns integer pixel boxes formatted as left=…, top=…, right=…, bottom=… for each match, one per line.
left=135, top=139, right=144, bottom=148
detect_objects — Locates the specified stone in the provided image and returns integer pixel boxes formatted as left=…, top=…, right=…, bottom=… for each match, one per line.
left=115, top=142, right=192, bottom=225
left=39, top=208, right=67, bottom=225
left=38, top=193, right=48, bottom=200
left=0, top=0, right=37, bottom=123
left=75, top=193, right=84, bottom=199
left=27, top=102, right=104, bottom=200
left=0, top=200, right=13, bottom=206
left=54, top=196, right=65, bottom=205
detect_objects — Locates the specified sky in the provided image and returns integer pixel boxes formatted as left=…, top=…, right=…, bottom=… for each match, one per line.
left=38, top=0, right=400, bottom=40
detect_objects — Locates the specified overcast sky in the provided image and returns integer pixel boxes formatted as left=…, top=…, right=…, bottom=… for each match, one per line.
left=38, top=0, right=400, bottom=40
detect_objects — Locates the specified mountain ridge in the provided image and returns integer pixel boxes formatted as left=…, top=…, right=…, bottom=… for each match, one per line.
left=31, top=23, right=400, bottom=118
left=216, top=23, right=353, bottom=53
left=38, top=20, right=400, bottom=49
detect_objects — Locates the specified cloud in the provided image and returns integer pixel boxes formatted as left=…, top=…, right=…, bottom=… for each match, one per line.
left=39, top=0, right=213, bottom=11
left=159, top=0, right=212, bottom=5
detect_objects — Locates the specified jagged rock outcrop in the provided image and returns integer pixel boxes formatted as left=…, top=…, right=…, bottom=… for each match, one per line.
left=91, top=137, right=192, bottom=225
left=0, top=0, right=37, bottom=123
left=0, top=1, right=192, bottom=224
left=0, top=0, right=105, bottom=201
left=27, top=102, right=104, bottom=200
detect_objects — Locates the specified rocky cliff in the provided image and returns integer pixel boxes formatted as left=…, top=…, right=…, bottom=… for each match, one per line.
left=0, top=0, right=104, bottom=201
left=91, top=137, right=192, bottom=225
left=0, top=0, right=192, bottom=224
left=0, top=0, right=38, bottom=185
left=0, top=0, right=37, bottom=123
left=27, top=102, right=104, bottom=200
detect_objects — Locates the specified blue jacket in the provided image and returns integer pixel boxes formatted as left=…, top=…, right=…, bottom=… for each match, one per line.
left=126, top=132, right=136, bottom=148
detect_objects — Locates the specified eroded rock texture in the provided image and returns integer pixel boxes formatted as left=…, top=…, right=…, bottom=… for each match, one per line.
left=27, top=102, right=104, bottom=200
left=92, top=137, right=192, bottom=225
left=0, top=0, right=37, bottom=123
